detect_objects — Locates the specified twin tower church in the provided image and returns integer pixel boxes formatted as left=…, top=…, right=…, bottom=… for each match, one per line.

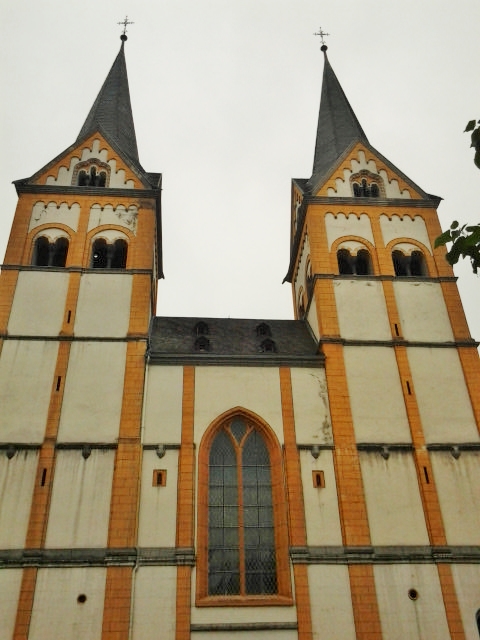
left=0, top=33, right=479, bottom=640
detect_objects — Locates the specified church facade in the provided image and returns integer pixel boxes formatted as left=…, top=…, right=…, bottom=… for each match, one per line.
left=0, top=35, right=479, bottom=640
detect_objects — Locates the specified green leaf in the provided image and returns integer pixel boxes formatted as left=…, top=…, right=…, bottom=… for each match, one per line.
left=465, top=120, right=476, bottom=132
left=434, top=230, right=453, bottom=248
left=451, top=220, right=459, bottom=229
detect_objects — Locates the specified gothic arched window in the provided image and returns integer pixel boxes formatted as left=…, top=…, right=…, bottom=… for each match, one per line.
left=197, top=413, right=291, bottom=605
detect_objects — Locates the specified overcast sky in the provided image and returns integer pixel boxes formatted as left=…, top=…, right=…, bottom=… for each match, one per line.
left=0, top=1, right=479, bottom=341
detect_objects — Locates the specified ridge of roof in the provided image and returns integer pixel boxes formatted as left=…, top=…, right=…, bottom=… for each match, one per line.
left=307, top=49, right=368, bottom=190
left=77, top=40, right=139, bottom=163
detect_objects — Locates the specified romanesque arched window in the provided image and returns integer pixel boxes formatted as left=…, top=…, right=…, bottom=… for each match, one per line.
left=91, top=237, right=128, bottom=269
left=350, top=171, right=384, bottom=198
left=197, top=412, right=291, bottom=605
left=392, top=249, right=428, bottom=277
left=74, top=160, right=110, bottom=187
left=32, top=234, right=69, bottom=267
left=337, top=247, right=372, bottom=276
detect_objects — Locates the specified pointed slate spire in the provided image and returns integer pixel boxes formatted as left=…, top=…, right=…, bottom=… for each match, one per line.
left=308, top=46, right=368, bottom=189
left=77, top=36, right=139, bottom=162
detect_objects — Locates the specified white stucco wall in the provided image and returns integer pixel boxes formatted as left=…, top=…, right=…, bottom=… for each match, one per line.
left=380, top=214, right=431, bottom=250
left=290, top=368, right=331, bottom=445
left=143, top=365, right=184, bottom=444
left=45, top=449, right=114, bottom=548
left=131, top=567, right=177, bottom=640
left=308, top=565, right=356, bottom=640
left=334, top=280, right=391, bottom=340
left=306, top=298, right=320, bottom=340
left=58, top=341, right=127, bottom=442
left=300, top=449, right=343, bottom=545
left=0, top=340, right=59, bottom=443
left=450, top=564, right=480, bottom=640
left=138, top=450, right=178, bottom=547
left=407, top=347, right=478, bottom=443
left=88, top=203, right=138, bottom=235
left=29, top=568, right=106, bottom=640
left=193, top=367, right=283, bottom=444
left=393, top=282, right=454, bottom=342
left=74, top=273, right=133, bottom=337
left=374, top=564, right=451, bottom=640
left=0, top=450, right=38, bottom=548
left=343, top=346, right=411, bottom=442
left=325, top=212, right=374, bottom=249
left=359, top=452, right=429, bottom=545
left=430, top=452, right=480, bottom=545
left=7, top=271, right=69, bottom=336
left=0, top=569, right=23, bottom=639
left=29, top=201, right=80, bottom=233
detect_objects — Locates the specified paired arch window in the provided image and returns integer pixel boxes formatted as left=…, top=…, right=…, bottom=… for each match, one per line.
left=197, top=412, right=291, bottom=605
left=78, top=166, right=107, bottom=187
left=392, top=249, right=428, bottom=277
left=91, top=238, right=128, bottom=269
left=352, top=178, right=380, bottom=198
left=337, top=248, right=372, bottom=275
left=32, top=235, right=69, bottom=267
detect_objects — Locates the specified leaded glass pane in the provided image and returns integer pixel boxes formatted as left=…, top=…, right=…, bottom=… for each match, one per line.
left=208, top=430, right=240, bottom=595
left=242, top=430, right=277, bottom=595
left=208, top=548, right=240, bottom=595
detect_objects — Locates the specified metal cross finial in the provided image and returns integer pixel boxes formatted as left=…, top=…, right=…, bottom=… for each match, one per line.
left=118, top=16, right=134, bottom=37
left=314, top=27, right=330, bottom=47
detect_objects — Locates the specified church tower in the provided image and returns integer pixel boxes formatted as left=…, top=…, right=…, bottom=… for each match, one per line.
left=0, top=35, right=162, bottom=638
left=285, top=44, right=480, bottom=638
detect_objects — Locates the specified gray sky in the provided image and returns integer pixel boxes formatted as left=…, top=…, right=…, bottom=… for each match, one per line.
left=1, top=1, right=479, bottom=341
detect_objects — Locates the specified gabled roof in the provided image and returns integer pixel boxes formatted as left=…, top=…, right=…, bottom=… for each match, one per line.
left=78, top=38, right=139, bottom=163
left=307, top=46, right=368, bottom=190
left=148, top=317, right=322, bottom=366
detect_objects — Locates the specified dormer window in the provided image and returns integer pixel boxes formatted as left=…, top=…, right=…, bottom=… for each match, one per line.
left=256, top=323, right=271, bottom=337
left=260, top=338, right=277, bottom=353
left=194, top=321, right=210, bottom=336
left=195, top=336, right=210, bottom=352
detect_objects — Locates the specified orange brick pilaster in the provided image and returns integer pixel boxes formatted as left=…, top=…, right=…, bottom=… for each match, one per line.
left=279, top=367, right=313, bottom=640
left=175, top=366, right=195, bottom=640
left=348, top=565, right=382, bottom=640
